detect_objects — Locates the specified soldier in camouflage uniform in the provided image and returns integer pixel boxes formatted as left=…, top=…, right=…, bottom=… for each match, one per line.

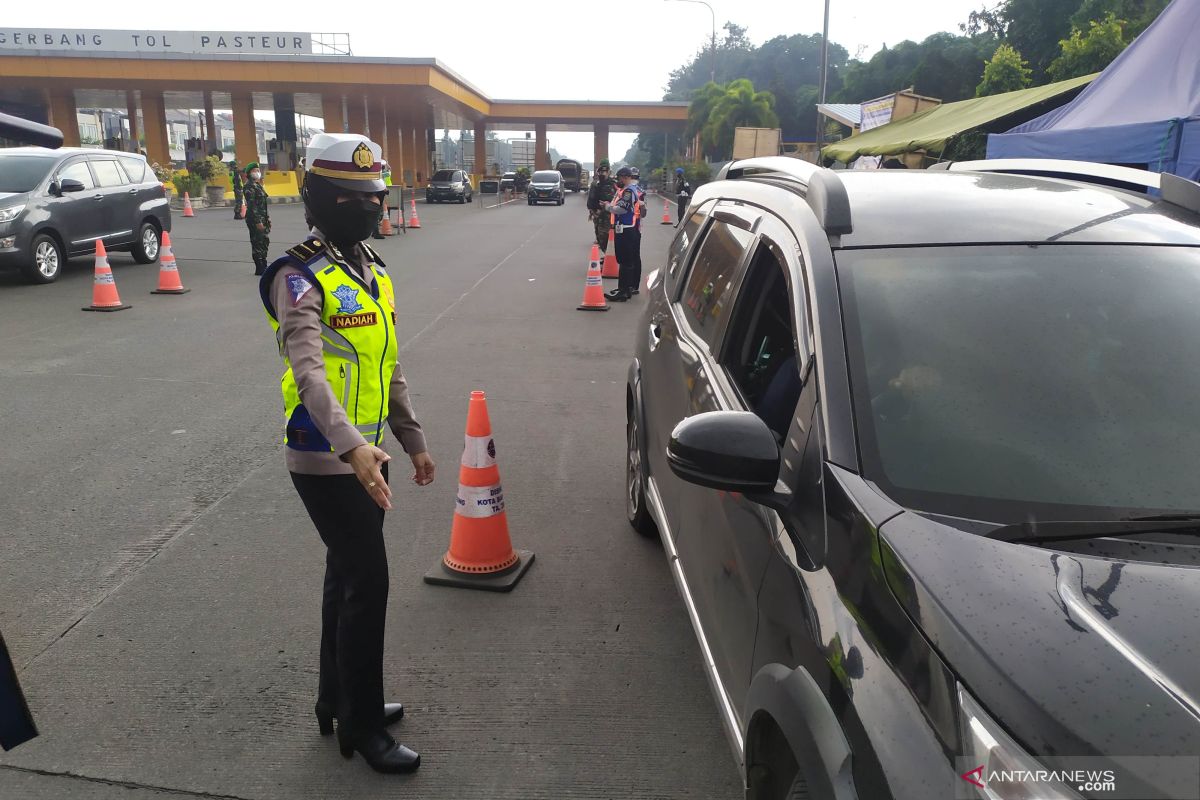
left=231, top=159, right=244, bottom=220
left=244, top=162, right=272, bottom=275
left=586, top=160, right=618, bottom=253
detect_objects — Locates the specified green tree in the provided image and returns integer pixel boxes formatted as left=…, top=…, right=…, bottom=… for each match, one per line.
left=999, top=0, right=1081, bottom=78
left=686, top=82, right=727, bottom=144
left=1048, top=12, right=1128, bottom=80
left=977, top=44, right=1032, bottom=96
left=1070, top=0, right=1168, bottom=37
left=701, top=79, right=779, bottom=159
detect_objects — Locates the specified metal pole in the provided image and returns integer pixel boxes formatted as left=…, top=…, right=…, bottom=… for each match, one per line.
left=816, top=0, right=831, bottom=154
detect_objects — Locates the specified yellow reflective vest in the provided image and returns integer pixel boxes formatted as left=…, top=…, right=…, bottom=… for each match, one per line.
left=260, top=238, right=397, bottom=452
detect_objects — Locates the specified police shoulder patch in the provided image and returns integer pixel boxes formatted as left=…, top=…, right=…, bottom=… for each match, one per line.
left=286, top=273, right=314, bottom=306
left=360, top=243, right=387, bottom=268
left=285, top=238, right=328, bottom=265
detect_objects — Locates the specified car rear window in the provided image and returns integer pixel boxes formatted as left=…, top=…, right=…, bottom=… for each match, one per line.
left=119, top=156, right=147, bottom=183
left=679, top=220, right=755, bottom=348
left=0, top=155, right=55, bottom=193
left=91, top=160, right=128, bottom=187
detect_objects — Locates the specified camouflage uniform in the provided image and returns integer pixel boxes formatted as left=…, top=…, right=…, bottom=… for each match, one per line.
left=587, top=175, right=618, bottom=252
left=231, top=160, right=244, bottom=219
left=245, top=177, right=271, bottom=275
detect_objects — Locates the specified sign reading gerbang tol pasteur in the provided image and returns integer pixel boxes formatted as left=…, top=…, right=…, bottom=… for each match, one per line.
left=0, top=29, right=313, bottom=55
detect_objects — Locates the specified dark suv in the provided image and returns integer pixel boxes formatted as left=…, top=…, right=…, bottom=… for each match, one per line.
left=426, top=169, right=473, bottom=204
left=0, top=147, right=171, bottom=283
left=626, top=157, right=1200, bottom=800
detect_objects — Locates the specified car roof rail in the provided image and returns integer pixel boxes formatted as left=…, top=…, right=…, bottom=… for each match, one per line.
left=931, top=158, right=1200, bottom=217
left=718, top=156, right=853, bottom=236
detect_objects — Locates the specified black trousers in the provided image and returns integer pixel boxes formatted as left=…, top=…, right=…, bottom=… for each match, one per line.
left=290, top=466, right=389, bottom=736
left=614, top=228, right=642, bottom=293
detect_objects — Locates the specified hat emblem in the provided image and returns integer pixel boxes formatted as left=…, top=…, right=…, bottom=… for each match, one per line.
left=352, top=143, right=374, bottom=170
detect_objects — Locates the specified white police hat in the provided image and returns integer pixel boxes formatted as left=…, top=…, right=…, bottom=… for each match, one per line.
left=305, top=133, right=386, bottom=191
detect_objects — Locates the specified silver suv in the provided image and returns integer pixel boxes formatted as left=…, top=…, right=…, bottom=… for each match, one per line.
left=0, top=147, right=172, bottom=283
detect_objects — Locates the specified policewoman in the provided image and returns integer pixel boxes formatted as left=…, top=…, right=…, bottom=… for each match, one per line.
left=258, top=133, right=435, bottom=774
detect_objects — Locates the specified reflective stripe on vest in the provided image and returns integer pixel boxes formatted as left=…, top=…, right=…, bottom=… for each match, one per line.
left=263, top=255, right=398, bottom=452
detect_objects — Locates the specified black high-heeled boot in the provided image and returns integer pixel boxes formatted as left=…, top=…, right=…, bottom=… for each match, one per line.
left=315, top=702, right=404, bottom=736
left=337, top=728, right=420, bottom=774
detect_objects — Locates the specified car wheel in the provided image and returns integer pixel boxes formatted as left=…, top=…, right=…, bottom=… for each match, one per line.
left=130, top=221, right=161, bottom=264
left=459, top=193, right=466, bottom=204
left=24, top=233, right=64, bottom=284
left=627, top=410, right=656, bottom=537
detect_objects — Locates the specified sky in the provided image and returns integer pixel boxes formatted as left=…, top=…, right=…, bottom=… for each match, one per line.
left=5, top=0, right=985, bottom=160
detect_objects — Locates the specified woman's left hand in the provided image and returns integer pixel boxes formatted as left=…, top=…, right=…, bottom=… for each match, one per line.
left=410, top=452, right=436, bottom=486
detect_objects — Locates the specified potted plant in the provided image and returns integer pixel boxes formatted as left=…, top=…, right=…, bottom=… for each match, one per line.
left=201, top=156, right=230, bottom=206
left=170, top=170, right=206, bottom=208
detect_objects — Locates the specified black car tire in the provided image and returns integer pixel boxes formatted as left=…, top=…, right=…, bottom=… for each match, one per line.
left=24, top=232, right=65, bottom=284
left=130, top=221, right=161, bottom=264
left=458, top=193, right=466, bottom=204
left=528, top=200, right=535, bottom=206
left=627, top=411, right=656, bottom=537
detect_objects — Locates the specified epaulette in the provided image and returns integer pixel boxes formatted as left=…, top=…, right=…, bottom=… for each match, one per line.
left=286, top=238, right=329, bottom=265
left=360, top=242, right=387, bottom=268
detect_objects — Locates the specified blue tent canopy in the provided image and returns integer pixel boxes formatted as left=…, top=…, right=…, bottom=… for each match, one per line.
left=987, top=0, right=1200, bottom=180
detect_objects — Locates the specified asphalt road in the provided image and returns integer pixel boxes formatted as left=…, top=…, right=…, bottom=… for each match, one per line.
left=0, top=192, right=742, bottom=799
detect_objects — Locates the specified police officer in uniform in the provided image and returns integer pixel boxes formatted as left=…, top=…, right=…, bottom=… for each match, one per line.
left=244, top=163, right=271, bottom=275
left=258, top=133, right=436, bottom=774
left=673, top=167, right=692, bottom=225
left=586, top=160, right=618, bottom=254
left=603, top=166, right=644, bottom=302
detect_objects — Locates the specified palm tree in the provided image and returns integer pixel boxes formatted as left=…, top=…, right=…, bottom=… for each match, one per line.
left=703, top=79, right=779, bottom=159
left=687, top=82, right=727, bottom=159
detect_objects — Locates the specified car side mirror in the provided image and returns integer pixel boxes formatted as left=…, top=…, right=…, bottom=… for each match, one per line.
left=59, top=178, right=85, bottom=194
left=668, top=411, right=784, bottom=492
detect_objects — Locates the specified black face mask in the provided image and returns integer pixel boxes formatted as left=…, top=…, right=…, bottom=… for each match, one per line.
left=322, top=196, right=380, bottom=249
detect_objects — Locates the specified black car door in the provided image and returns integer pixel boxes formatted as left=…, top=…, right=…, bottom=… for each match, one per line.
left=669, top=202, right=777, bottom=705
left=88, top=158, right=135, bottom=246
left=48, top=158, right=104, bottom=254
left=640, top=201, right=714, bottom=540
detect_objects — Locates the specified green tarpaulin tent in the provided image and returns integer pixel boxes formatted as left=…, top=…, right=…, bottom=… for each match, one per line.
left=822, top=73, right=1097, bottom=163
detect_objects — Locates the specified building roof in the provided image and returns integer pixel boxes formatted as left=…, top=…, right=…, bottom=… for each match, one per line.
left=817, top=103, right=862, bottom=129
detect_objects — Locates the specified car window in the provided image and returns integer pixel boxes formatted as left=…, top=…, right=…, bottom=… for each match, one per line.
left=668, top=203, right=711, bottom=281
left=0, top=155, right=55, bottom=193
left=57, top=160, right=95, bottom=190
left=119, top=156, right=147, bottom=183
left=679, top=219, right=755, bottom=348
left=432, top=170, right=455, bottom=181
left=719, top=240, right=801, bottom=439
left=91, top=160, right=128, bottom=188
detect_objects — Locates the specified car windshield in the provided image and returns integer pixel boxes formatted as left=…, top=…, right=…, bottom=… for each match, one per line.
left=0, top=155, right=55, bottom=193
left=532, top=172, right=559, bottom=183
left=431, top=170, right=456, bottom=182
left=838, top=244, right=1200, bottom=522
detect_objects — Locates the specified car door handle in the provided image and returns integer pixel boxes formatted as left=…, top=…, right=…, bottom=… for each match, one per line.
left=128, top=188, right=138, bottom=194
left=648, top=323, right=662, bottom=351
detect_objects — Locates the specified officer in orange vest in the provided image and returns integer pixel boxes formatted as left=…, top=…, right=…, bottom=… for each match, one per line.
left=603, top=166, right=644, bottom=301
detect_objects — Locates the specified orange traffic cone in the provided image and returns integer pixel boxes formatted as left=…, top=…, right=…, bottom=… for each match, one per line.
left=601, top=222, right=619, bottom=279
left=151, top=231, right=189, bottom=295
left=407, top=198, right=421, bottom=229
left=182, top=192, right=195, bottom=218
left=661, top=199, right=672, bottom=225
left=82, top=240, right=131, bottom=312
left=380, top=203, right=394, bottom=236
left=577, top=247, right=609, bottom=312
left=240, top=199, right=248, bottom=218
left=424, top=391, right=534, bottom=592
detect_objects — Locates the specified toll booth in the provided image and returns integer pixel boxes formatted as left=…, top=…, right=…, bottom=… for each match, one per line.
left=268, top=140, right=297, bottom=171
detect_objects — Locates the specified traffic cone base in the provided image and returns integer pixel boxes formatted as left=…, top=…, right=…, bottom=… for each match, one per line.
left=83, top=240, right=131, bottom=312
left=424, top=390, right=534, bottom=593
left=424, top=549, right=535, bottom=593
